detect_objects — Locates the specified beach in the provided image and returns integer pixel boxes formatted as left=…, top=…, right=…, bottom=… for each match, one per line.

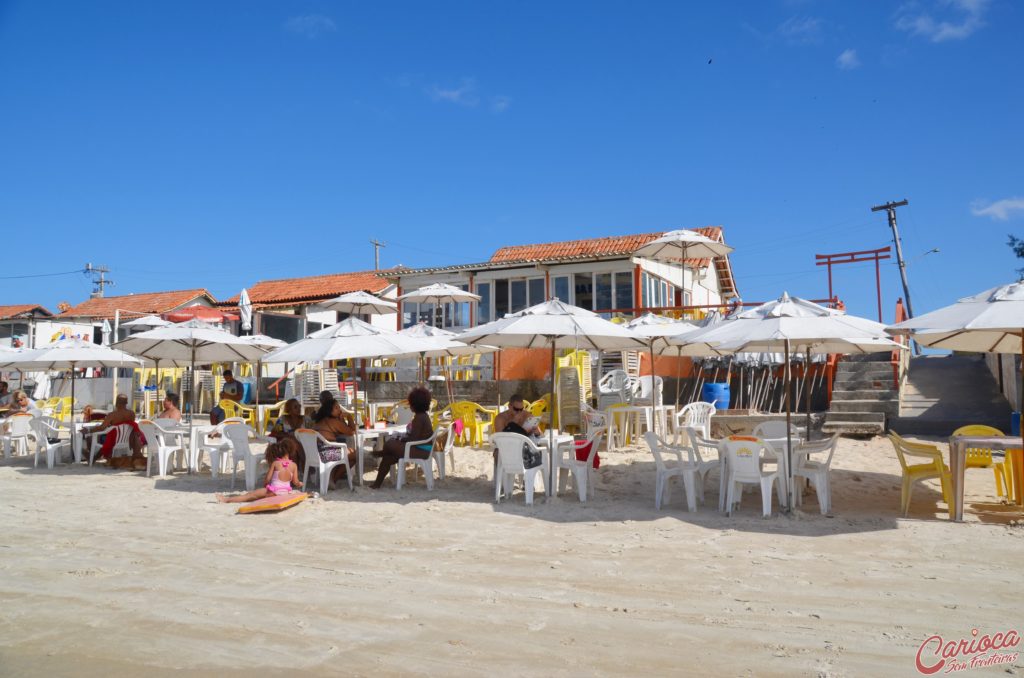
left=1, top=436, right=1021, bottom=677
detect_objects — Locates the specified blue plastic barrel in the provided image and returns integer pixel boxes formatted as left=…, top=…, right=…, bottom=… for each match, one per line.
left=702, top=382, right=731, bottom=410
left=241, top=382, right=253, bottom=405
left=1012, top=412, right=1020, bottom=437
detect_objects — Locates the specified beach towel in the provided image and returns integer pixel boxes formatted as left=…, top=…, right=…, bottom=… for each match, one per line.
left=574, top=440, right=600, bottom=469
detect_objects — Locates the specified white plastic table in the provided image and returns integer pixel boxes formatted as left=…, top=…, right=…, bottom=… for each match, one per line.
left=948, top=434, right=1023, bottom=521
left=352, top=425, right=406, bottom=483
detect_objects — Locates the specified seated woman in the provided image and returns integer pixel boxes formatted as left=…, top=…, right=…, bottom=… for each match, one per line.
left=311, top=391, right=358, bottom=484
left=269, top=398, right=309, bottom=441
left=158, top=392, right=182, bottom=422
left=370, top=386, right=434, bottom=489
left=6, top=391, right=41, bottom=417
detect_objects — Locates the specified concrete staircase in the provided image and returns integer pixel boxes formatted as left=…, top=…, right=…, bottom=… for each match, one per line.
left=890, top=354, right=1012, bottom=436
left=823, top=353, right=898, bottom=436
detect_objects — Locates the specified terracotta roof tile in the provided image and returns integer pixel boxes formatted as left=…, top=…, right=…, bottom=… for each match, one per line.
left=0, top=304, right=53, bottom=320
left=229, top=269, right=391, bottom=308
left=59, top=289, right=215, bottom=320
left=489, top=227, right=725, bottom=263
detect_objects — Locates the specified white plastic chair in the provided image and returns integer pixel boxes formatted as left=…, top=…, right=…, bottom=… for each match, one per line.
left=139, top=420, right=186, bottom=478
left=556, top=428, right=605, bottom=503
left=30, top=417, right=71, bottom=469
left=393, top=404, right=414, bottom=426
left=295, top=428, right=352, bottom=494
left=395, top=428, right=440, bottom=491
left=791, top=434, right=839, bottom=514
left=221, top=422, right=271, bottom=491
left=752, top=421, right=803, bottom=439
left=88, top=423, right=133, bottom=466
left=492, top=432, right=547, bottom=505
left=675, top=401, right=716, bottom=442
left=681, top=426, right=723, bottom=509
left=1, top=413, right=35, bottom=459
left=192, top=417, right=244, bottom=477
left=597, top=369, right=632, bottom=409
left=644, top=431, right=700, bottom=511
left=719, top=436, right=783, bottom=518
left=583, top=405, right=609, bottom=447
left=433, top=425, right=456, bottom=479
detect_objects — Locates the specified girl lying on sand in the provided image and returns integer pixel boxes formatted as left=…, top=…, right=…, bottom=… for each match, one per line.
left=217, top=441, right=302, bottom=503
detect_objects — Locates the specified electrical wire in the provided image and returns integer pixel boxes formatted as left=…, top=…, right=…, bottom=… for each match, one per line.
left=0, top=268, right=84, bottom=280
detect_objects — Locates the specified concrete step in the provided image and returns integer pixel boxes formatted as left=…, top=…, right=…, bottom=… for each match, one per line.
left=822, top=419, right=886, bottom=435
left=836, top=366, right=893, bottom=378
left=832, top=389, right=898, bottom=400
left=829, top=399, right=900, bottom=414
left=842, top=352, right=895, bottom=363
left=831, top=376, right=897, bottom=387
left=824, top=411, right=885, bottom=424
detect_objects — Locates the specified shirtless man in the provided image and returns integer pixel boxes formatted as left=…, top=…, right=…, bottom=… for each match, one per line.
left=492, top=394, right=541, bottom=437
left=85, top=394, right=142, bottom=460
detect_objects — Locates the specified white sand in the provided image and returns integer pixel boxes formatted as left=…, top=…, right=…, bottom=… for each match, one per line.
left=1, top=435, right=1021, bottom=677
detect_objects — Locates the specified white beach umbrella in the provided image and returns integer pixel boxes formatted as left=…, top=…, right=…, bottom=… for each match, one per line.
left=0, top=338, right=143, bottom=418
left=121, top=314, right=173, bottom=330
left=320, top=291, right=398, bottom=316
left=632, top=229, right=734, bottom=307
left=262, top=317, right=436, bottom=365
left=113, top=319, right=271, bottom=425
left=886, top=281, right=1024, bottom=410
left=459, top=298, right=646, bottom=496
left=239, top=288, right=253, bottom=333
left=626, top=313, right=699, bottom=427
left=101, top=319, right=112, bottom=346
left=398, top=283, right=481, bottom=305
left=398, top=283, right=481, bottom=327
left=678, top=293, right=898, bottom=509
left=398, top=322, right=497, bottom=382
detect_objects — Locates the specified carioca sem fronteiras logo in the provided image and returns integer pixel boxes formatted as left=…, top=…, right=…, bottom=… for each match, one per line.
left=915, top=628, right=1020, bottom=674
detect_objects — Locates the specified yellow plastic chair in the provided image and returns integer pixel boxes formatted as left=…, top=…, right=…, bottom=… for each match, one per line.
left=261, top=400, right=289, bottom=435
left=951, top=425, right=1013, bottom=500
left=220, top=399, right=257, bottom=428
left=887, top=433, right=953, bottom=517
left=446, top=401, right=496, bottom=447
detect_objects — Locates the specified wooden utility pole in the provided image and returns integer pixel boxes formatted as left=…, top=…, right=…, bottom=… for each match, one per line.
left=369, top=239, right=386, bottom=270
left=84, top=263, right=114, bottom=298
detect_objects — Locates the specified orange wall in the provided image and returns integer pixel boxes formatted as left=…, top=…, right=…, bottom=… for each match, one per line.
left=496, top=347, right=554, bottom=380
left=639, top=352, right=696, bottom=378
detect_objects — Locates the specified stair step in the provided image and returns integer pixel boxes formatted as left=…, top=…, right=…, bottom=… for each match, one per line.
left=835, top=366, right=892, bottom=376
left=841, top=352, right=894, bottom=363
left=824, top=411, right=885, bottom=423
left=832, top=389, right=897, bottom=400
left=822, top=420, right=886, bottom=435
left=832, top=378, right=896, bottom=390
left=829, top=400, right=900, bottom=413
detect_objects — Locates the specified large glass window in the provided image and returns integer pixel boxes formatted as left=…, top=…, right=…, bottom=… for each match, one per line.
left=510, top=279, right=527, bottom=313
left=553, top=276, right=570, bottom=303
left=495, top=280, right=509, bottom=318
left=528, top=277, right=545, bottom=306
left=595, top=273, right=612, bottom=316
left=615, top=272, right=633, bottom=313
left=262, top=313, right=304, bottom=343
left=476, top=282, right=491, bottom=324
left=574, top=273, right=593, bottom=310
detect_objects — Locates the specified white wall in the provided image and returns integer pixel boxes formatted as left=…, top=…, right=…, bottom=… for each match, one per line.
left=49, top=377, right=135, bottom=409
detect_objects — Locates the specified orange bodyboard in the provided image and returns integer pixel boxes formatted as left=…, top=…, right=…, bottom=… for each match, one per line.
left=237, top=492, right=308, bottom=514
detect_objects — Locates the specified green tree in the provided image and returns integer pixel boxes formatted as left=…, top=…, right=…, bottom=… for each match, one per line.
left=1009, top=235, right=1024, bottom=279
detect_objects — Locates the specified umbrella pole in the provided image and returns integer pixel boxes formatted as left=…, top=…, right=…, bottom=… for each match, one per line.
left=649, top=340, right=657, bottom=434
left=804, top=346, right=812, bottom=441
left=256, top=360, right=261, bottom=432
left=784, top=339, right=793, bottom=512
left=548, top=339, right=556, bottom=498
left=674, top=346, right=683, bottom=411
left=1019, top=329, right=1023, bottom=414
left=70, top=362, right=76, bottom=425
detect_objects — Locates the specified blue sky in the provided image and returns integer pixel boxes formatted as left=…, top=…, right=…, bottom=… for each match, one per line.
left=0, top=0, right=1021, bottom=322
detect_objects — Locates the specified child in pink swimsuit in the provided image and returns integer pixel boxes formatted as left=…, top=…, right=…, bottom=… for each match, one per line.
left=217, top=442, right=302, bottom=503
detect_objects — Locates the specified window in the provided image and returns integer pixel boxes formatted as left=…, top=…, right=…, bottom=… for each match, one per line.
left=262, top=313, right=304, bottom=343
left=476, top=282, right=491, bottom=324
left=510, top=279, right=527, bottom=313
left=495, top=280, right=509, bottom=318
left=615, top=272, right=633, bottom=313
left=574, top=273, right=593, bottom=310
left=595, top=273, right=612, bottom=316
left=528, top=277, right=545, bottom=306
left=553, top=276, right=570, bottom=303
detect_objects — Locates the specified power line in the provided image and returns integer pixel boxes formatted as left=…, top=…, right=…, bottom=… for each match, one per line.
left=0, top=268, right=84, bottom=280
